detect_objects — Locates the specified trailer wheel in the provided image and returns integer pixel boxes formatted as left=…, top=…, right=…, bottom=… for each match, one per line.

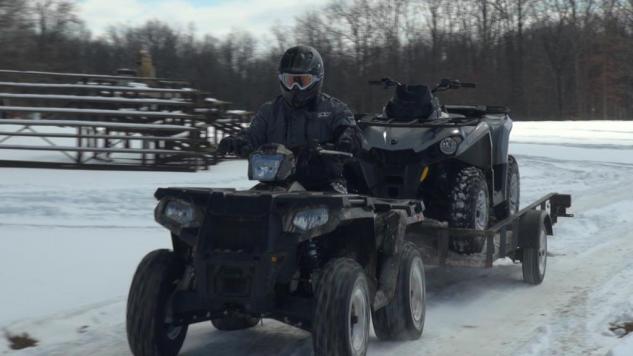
left=448, top=167, right=489, bottom=253
left=373, top=242, right=425, bottom=341
left=520, top=211, right=548, bottom=285
left=127, top=249, right=187, bottom=356
left=313, top=258, right=370, bottom=356
left=211, top=314, right=260, bottom=331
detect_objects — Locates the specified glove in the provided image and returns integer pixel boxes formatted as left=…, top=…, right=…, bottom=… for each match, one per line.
left=217, top=136, right=248, bottom=155
left=334, top=126, right=362, bottom=154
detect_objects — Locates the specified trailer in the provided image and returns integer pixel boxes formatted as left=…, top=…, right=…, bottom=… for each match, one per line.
left=406, top=193, right=573, bottom=284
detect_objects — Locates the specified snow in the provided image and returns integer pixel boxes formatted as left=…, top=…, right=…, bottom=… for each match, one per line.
left=126, top=82, right=149, bottom=89
left=2, top=120, right=633, bottom=355
left=225, top=110, right=251, bottom=115
left=204, top=98, right=230, bottom=105
left=609, top=335, right=633, bottom=356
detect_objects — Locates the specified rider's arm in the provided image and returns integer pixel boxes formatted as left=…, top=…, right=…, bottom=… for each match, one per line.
left=241, top=102, right=272, bottom=150
left=330, top=101, right=363, bottom=154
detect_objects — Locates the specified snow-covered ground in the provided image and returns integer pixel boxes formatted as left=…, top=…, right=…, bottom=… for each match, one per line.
left=1, top=121, right=633, bottom=355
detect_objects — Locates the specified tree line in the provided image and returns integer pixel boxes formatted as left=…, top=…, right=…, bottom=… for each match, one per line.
left=1, top=0, right=633, bottom=120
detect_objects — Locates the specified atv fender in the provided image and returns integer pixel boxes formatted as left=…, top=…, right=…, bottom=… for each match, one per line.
left=373, top=210, right=408, bottom=310
left=456, top=122, right=493, bottom=169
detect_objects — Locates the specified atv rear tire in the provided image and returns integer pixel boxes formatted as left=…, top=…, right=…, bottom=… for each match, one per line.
left=211, top=314, right=260, bottom=331
left=313, top=258, right=370, bottom=356
left=372, top=242, right=425, bottom=341
left=448, top=167, right=490, bottom=254
left=127, top=249, right=187, bottom=356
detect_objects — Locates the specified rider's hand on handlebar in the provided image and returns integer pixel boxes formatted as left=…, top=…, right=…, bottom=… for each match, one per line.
left=218, top=136, right=250, bottom=156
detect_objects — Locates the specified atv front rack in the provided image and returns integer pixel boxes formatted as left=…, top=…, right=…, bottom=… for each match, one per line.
left=356, top=115, right=481, bottom=128
left=406, top=193, right=573, bottom=268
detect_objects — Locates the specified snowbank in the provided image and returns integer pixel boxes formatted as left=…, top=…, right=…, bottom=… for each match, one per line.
left=2, top=121, right=633, bottom=355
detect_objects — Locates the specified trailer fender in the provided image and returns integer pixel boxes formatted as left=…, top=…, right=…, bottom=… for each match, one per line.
left=376, top=210, right=408, bottom=256
left=518, top=210, right=551, bottom=249
left=373, top=210, right=408, bottom=309
left=373, top=254, right=401, bottom=310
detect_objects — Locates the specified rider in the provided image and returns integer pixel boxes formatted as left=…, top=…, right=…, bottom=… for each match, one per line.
left=218, top=45, right=363, bottom=191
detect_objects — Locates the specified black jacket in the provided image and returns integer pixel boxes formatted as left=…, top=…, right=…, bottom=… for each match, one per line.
left=240, top=93, right=362, bottom=154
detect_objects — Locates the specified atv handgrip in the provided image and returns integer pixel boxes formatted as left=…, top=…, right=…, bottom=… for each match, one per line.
left=461, top=82, right=476, bottom=88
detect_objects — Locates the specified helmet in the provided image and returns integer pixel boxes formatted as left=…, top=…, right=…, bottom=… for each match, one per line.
left=278, top=45, right=324, bottom=108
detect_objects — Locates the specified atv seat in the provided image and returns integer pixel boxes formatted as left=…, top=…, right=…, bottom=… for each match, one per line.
left=385, top=85, right=438, bottom=121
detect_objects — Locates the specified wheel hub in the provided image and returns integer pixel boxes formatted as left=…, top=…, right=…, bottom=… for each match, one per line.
left=165, top=325, right=183, bottom=340
left=475, top=189, right=489, bottom=230
left=538, top=228, right=547, bottom=275
left=348, top=282, right=368, bottom=355
left=409, top=257, right=425, bottom=328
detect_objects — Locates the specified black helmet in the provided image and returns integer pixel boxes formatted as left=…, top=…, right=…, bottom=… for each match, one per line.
left=278, top=45, right=324, bottom=108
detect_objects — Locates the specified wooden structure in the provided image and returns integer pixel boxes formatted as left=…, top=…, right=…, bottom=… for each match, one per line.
left=0, top=69, right=251, bottom=171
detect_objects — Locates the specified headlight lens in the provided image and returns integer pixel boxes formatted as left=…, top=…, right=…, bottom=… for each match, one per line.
left=250, top=153, right=283, bottom=181
left=292, top=208, right=329, bottom=231
left=439, top=136, right=461, bottom=155
left=163, top=199, right=200, bottom=228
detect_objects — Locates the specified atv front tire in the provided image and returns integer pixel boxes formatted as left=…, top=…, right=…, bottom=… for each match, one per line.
left=448, top=167, right=490, bottom=254
left=127, top=249, right=187, bottom=356
left=373, top=242, right=425, bottom=341
left=211, top=314, right=260, bottom=331
left=313, top=258, right=370, bottom=356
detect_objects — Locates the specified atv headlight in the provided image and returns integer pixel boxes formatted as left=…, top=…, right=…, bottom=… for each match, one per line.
left=156, top=198, right=202, bottom=230
left=292, top=208, right=329, bottom=231
left=439, top=136, right=461, bottom=155
left=249, top=153, right=283, bottom=182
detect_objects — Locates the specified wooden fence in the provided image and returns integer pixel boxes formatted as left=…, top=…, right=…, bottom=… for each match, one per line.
left=0, top=69, right=251, bottom=171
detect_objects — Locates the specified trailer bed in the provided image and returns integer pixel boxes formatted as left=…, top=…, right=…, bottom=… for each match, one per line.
left=406, top=193, right=573, bottom=268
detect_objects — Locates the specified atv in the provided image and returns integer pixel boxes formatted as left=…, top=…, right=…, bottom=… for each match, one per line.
left=355, top=78, right=520, bottom=254
left=126, top=143, right=427, bottom=356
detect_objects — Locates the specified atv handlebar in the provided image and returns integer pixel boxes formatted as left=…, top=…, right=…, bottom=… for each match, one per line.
left=369, top=77, right=476, bottom=92
left=368, top=78, right=401, bottom=89
left=432, top=79, right=476, bottom=93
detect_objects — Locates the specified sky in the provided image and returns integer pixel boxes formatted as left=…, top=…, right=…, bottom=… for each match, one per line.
left=77, top=0, right=330, bottom=39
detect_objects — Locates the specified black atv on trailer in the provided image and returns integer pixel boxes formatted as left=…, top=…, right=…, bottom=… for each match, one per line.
left=356, top=78, right=520, bottom=254
left=355, top=77, right=573, bottom=283
left=126, top=143, right=428, bottom=356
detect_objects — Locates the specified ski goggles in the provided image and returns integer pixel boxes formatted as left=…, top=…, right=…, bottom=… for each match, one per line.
left=279, top=73, right=321, bottom=90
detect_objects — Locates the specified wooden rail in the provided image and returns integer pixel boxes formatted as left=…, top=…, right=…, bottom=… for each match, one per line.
left=0, top=93, right=193, bottom=106
left=0, top=106, right=197, bottom=118
left=0, top=69, right=188, bottom=85
left=0, top=119, right=198, bottom=131
left=0, top=81, right=197, bottom=94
